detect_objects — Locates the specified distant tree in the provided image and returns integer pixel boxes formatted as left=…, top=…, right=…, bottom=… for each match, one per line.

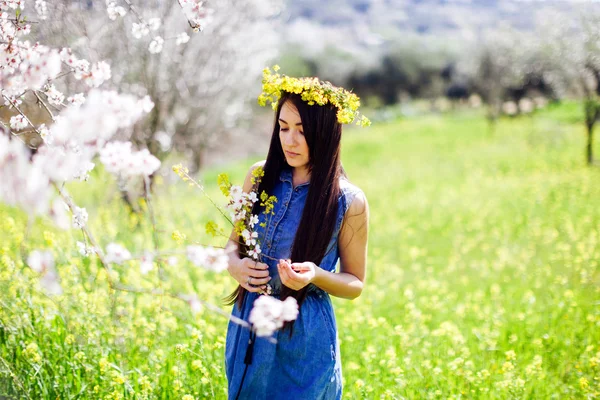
left=458, top=26, right=529, bottom=132
left=536, top=8, right=600, bottom=165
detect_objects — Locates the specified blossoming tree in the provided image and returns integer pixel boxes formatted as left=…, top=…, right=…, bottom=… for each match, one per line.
left=0, top=2, right=298, bottom=396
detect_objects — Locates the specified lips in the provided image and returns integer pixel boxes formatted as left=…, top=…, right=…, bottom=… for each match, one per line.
left=285, top=150, right=300, bottom=157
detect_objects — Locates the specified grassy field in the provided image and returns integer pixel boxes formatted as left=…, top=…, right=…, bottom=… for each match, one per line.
left=1, top=102, right=600, bottom=399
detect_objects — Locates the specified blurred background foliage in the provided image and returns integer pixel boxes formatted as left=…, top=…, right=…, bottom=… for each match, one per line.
left=37, top=0, right=600, bottom=171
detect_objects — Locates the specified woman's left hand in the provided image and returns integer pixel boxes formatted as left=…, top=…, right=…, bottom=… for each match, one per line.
left=277, top=259, right=317, bottom=290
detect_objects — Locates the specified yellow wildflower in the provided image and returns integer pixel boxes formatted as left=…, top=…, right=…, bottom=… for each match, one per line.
left=505, top=350, right=516, bottom=361
left=172, top=230, right=187, bottom=244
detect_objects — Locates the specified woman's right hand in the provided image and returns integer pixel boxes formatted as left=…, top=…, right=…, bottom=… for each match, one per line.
left=228, top=257, right=271, bottom=293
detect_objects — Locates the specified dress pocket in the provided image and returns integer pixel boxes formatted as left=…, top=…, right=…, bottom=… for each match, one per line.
left=315, top=296, right=337, bottom=361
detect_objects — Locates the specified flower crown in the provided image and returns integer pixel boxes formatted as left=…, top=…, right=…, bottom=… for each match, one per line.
left=257, top=65, right=371, bottom=127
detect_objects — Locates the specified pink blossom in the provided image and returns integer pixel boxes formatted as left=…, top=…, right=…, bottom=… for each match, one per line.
left=27, top=250, right=54, bottom=274
left=249, top=295, right=299, bottom=337
left=105, top=243, right=132, bottom=265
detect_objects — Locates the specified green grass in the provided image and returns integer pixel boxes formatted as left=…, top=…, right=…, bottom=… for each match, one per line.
left=1, top=103, right=600, bottom=399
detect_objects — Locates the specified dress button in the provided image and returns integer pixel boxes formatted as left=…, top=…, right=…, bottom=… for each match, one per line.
left=284, top=201, right=289, bottom=206
left=267, top=243, right=272, bottom=249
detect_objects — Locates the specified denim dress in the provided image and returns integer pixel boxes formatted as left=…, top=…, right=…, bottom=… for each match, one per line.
left=225, top=167, right=363, bottom=400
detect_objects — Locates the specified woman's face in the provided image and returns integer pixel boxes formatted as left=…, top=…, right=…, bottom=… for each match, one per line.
left=279, top=100, right=309, bottom=169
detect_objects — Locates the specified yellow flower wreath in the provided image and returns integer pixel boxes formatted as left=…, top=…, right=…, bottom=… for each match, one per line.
left=257, top=65, right=371, bottom=127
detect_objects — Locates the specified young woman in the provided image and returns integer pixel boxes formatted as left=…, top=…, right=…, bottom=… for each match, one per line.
left=224, top=88, right=369, bottom=399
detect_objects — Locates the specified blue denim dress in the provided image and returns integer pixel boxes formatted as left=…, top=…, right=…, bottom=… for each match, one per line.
left=225, top=168, right=363, bottom=400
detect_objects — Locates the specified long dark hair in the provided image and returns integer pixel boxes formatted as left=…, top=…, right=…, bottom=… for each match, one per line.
left=225, top=91, right=344, bottom=321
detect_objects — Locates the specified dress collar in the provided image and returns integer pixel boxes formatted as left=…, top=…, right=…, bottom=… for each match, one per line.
left=279, top=168, right=310, bottom=189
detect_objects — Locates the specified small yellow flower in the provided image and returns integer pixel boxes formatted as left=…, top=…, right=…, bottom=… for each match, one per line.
left=191, top=360, right=203, bottom=371
left=172, top=230, right=187, bottom=244
left=173, top=379, right=182, bottom=391
left=580, top=377, right=589, bottom=390
left=502, top=361, right=514, bottom=373
left=355, top=379, right=365, bottom=389
left=65, top=334, right=75, bottom=345
left=110, top=371, right=125, bottom=385
left=74, top=351, right=86, bottom=362
left=43, top=231, right=55, bottom=246
left=347, top=362, right=360, bottom=371
left=505, top=350, right=516, bottom=361
left=99, top=357, right=109, bottom=373
left=23, top=342, right=42, bottom=364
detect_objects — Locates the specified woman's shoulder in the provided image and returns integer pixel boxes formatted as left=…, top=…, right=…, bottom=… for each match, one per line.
left=241, top=160, right=266, bottom=192
left=338, top=175, right=366, bottom=215
left=249, top=159, right=266, bottom=172
left=339, top=175, right=364, bottom=197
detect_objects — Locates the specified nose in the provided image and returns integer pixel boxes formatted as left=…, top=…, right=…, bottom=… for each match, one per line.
left=282, top=130, right=297, bottom=146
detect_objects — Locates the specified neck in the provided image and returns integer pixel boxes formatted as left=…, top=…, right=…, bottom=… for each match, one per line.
left=292, top=166, right=310, bottom=187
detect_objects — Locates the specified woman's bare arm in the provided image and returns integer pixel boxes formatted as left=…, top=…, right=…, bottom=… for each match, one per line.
left=279, top=191, right=369, bottom=300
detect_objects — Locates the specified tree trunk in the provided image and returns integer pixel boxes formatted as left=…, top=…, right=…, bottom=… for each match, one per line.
left=586, top=119, right=594, bottom=166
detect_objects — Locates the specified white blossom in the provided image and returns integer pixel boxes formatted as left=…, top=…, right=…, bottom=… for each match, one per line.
left=67, top=93, right=85, bottom=107
left=105, top=243, right=132, bottom=265
left=247, top=191, right=258, bottom=204
left=72, top=161, right=95, bottom=181
left=154, top=131, right=171, bottom=151
left=51, top=90, right=150, bottom=146
left=77, top=241, right=94, bottom=257
left=167, top=256, right=178, bottom=266
left=180, top=1, right=214, bottom=32
left=203, top=246, right=229, bottom=272
left=44, top=84, right=64, bottom=106
left=106, top=1, right=126, bottom=20
left=39, top=270, right=63, bottom=295
left=176, top=32, right=190, bottom=45
left=132, top=22, right=149, bottom=39
left=281, top=296, right=299, bottom=321
left=242, top=229, right=258, bottom=246
left=38, top=124, right=53, bottom=144
left=26, top=249, right=62, bottom=295
left=27, top=250, right=54, bottom=273
left=9, top=114, right=28, bottom=130
left=148, top=18, right=161, bottom=31
left=72, top=206, right=88, bottom=229
left=33, top=145, right=96, bottom=183
left=34, top=1, right=47, bottom=20
left=0, top=134, right=50, bottom=215
left=3, top=1, right=23, bottom=10
left=186, top=245, right=228, bottom=272
left=248, top=244, right=261, bottom=260
left=249, top=214, right=259, bottom=228
left=73, top=60, right=90, bottom=80
left=99, top=141, right=161, bottom=178
left=249, top=295, right=299, bottom=337
left=49, top=198, right=70, bottom=229
left=1, top=45, right=61, bottom=97
left=84, top=61, right=111, bottom=88
left=139, top=95, right=154, bottom=113
left=182, top=294, right=202, bottom=314
left=148, top=36, right=164, bottom=54
left=140, top=251, right=154, bottom=275
left=186, top=245, right=206, bottom=267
